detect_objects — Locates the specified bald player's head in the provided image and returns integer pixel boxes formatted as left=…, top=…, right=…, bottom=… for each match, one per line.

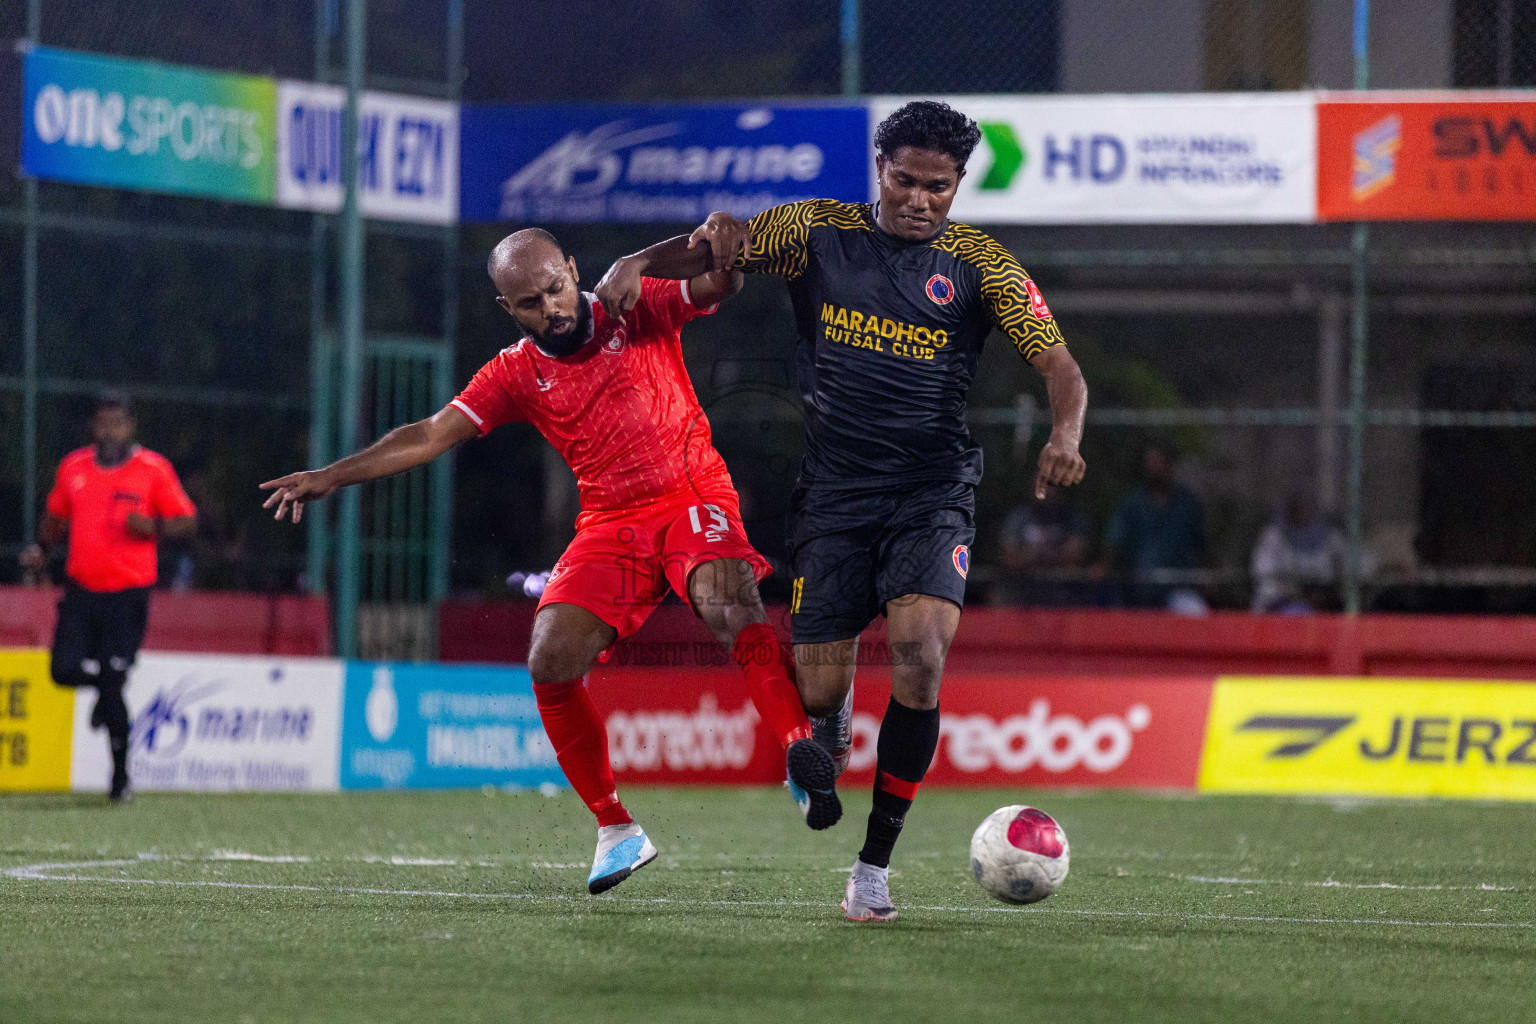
left=488, top=227, right=591, bottom=356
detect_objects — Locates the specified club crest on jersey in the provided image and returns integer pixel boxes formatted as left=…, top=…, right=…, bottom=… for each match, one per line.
left=604, top=328, right=627, bottom=353
left=1024, top=279, right=1053, bottom=320
left=925, top=274, right=955, bottom=305
left=952, top=545, right=970, bottom=578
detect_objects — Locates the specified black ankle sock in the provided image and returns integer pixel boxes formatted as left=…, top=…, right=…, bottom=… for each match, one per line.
left=97, top=680, right=131, bottom=776
left=858, top=697, right=941, bottom=869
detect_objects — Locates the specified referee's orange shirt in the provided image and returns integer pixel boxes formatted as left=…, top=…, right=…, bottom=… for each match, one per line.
left=45, top=446, right=196, bottom=593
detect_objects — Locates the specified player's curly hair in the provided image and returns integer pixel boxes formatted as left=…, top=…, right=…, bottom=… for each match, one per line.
left=873, top=100, right=982, bottom=171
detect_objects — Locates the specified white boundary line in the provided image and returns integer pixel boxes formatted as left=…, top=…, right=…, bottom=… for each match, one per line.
left=2, top=858, right=1530, bottom=930
left=1178, top=874, right=1519, bottom=892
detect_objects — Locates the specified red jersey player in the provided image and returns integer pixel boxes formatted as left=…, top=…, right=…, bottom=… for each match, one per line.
left=261, top=228, right=839, bottom=895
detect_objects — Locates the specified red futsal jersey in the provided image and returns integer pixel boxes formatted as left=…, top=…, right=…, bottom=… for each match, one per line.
left=452, top=277, right=734, bottom=520
left=45, top=446, right=197, bottom=593
left=452, top=277, right=769, bottom=639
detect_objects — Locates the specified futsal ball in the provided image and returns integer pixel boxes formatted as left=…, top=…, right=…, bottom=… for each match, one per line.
left=969, top=805, right=1070, bottom=904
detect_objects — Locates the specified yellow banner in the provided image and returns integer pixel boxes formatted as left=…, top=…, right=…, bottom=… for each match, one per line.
left=0, top=648, right=76, bottom=792
left=1199, top=677, right=1536, bottom=801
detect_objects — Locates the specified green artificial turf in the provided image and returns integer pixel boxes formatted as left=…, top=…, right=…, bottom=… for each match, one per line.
left=2, top=787, right=1532, bottom=1024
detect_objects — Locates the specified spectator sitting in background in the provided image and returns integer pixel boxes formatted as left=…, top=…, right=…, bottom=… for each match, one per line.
left=994, top=488, right=1092, bottom=607
left=1096, top=444, right=1207, bottom=613
left=1250, top=493, right=1348, bottom=614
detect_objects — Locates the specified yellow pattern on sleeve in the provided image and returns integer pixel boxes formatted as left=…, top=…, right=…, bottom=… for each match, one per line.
left=737, top=199, right=871, bottom=280
left=932, top=222, right=1065, bottom=361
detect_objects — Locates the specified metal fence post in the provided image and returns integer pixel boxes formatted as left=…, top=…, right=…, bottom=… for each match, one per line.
left=21, top=0, right=42, bottom=548
left=1344, top=0, right=1370, bottom=614
left=430, top=0, right=464, bottom=605
left=335, top=0, right=367, bottom=657
left=841, top=0, right=860, bottom=96
left=307, top=0, right=333, bottom=595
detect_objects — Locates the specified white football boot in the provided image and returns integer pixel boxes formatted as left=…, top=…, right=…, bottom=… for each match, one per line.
left=841, top=859, right=898, bottom=923
left=587, top=822, right=658, bottom=895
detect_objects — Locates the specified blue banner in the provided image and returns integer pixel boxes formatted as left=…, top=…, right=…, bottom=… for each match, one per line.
left=340, top=662, right=564, bottom=791
left=460, top=102, right=869, bottom=223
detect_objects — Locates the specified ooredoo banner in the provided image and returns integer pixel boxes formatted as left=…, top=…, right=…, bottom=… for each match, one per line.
left=1317, top=93, right=1536, bottom=221
left=22, top=45, right=277, bottom=204
left=70, top=652, right=343, bottom=793
left=1198, top=677, right=1536, bottom=800
left=870, top=93, right=1317, bottom=224
left=459, top=102, right=869, bottom=223
left=588, top=667, right=1213, bottom=789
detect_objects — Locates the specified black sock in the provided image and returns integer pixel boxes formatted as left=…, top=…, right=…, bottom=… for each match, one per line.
left=858, top=697, right=941, bottom=869
left=96, top=678, right=131, bottom=778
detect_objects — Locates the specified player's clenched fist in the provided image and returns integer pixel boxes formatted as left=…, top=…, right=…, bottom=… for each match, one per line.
left=260, top=469, right=338, bottom=524
left=1035, top=439, right=1086, bottom=500
left=687, top=211, right=751, bottom=272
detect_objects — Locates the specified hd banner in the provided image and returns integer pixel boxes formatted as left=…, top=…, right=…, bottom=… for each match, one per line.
left=869, top=93, right=1317, bottom=224
left=22, top=45, right=276, bottom=204
left=459, top=102, right=869, bottom=223
left=1317, top=93, right=1536, bottom=221
left=276, top=81, right=459, bottom=224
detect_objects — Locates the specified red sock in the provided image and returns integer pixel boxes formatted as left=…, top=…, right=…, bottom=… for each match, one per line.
left=533, top=679, right=632, bottom=827
left=733, top=622, right=812, bottom=748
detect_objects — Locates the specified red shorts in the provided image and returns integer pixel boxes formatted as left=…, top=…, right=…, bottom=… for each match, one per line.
left=538, top=486, right=772, bottom=640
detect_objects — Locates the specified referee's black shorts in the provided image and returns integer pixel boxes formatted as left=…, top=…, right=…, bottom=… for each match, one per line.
left=785, top=480, right=975, bottom=645
left=51, top=581, right=151, bottom=684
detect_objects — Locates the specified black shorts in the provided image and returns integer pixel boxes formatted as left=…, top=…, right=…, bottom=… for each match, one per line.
left=786, top=480, right=975, bottom=645
left=51, top=582, right=151, bottom=684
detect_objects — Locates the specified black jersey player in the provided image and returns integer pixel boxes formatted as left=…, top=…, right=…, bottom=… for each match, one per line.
left=596, top=101, right=1088, bottom=922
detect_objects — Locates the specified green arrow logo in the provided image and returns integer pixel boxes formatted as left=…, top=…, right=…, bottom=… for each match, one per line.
left=977, top=122, right=1025, bottom=190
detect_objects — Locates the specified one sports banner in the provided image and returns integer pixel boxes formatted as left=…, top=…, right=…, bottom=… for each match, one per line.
left=70, top=652, right=344, bottom=793
left=869, top=93, right=1317, bottom=224
left=276, top=81, right=459, bottom=224
left=1198, top=677, right=1536, bottom=801
left=1317, top=92, right=1536, bottom=221
left=459, top=102, right=869, bottom=223
left=22, top=45, right=277, bottom=204
left=339, top=662, right=563, bottom=790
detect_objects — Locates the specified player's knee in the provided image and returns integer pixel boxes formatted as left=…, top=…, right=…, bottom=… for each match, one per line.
left=50, top=655, right=88, bottom=687
left=527, top=638, right=598, bottom=685
left=889, top=636, right=947, bottom=709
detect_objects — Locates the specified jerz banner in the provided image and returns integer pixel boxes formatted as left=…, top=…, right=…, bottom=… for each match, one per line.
left=459, top=102, right=869, bottom=223
left=1317, top=92, right=1536, bottom=221
left=870, top=93, right=1317, bottom=224
left=277, top=81, right=459, bottom=224
left=22, top=45, right=276, bottom=204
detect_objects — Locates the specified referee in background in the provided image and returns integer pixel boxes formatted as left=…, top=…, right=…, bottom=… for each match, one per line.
left=19, top=392, right=196, bottom=802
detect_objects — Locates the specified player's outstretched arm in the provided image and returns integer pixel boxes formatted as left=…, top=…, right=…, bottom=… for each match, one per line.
left=594, top=212, right=751, bottom=319
left=260, top=405, right=479, bottom=523
left=1027, top=345, right=1088, bottom=500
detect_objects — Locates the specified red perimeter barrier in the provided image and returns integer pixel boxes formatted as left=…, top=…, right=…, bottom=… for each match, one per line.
left=440, top=600, right=1536, bottom=680
left=587, top=666, right=1213, bottom=788
left=0, top=585, right=331, bottom=656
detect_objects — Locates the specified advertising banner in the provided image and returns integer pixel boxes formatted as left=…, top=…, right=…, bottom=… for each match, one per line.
left=70, top=652, right=342, bottom=792
left=22, top=45, right=276, bottom=204
left=459, top=102, right=868, bottom=223
left=276, top=81, right=459, bottom=224
left=870, top=94, right=1316, bottom=224
left=1317, top=93, right=1536, bottom=221
left=1199, top=677, right=1536, bottom=800
left=0, top=649, right=75, bottom=792
left=340, top=662, right=563, bottom=790
left=589, top=668, right=1212, bottom=788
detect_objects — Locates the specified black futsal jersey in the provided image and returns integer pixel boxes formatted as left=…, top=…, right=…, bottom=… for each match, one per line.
left=737, top=199, right=1064, bottom=491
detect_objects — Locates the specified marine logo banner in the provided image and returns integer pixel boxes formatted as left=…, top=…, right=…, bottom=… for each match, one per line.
left=459, top=102, right=868, bottom=223
left=1199, top=677, right=1536, bottom=800
left=22, top=45, right=276, bottom=204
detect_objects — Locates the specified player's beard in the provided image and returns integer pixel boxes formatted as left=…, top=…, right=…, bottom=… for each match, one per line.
left=529, top=295, right=593, bottom=358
